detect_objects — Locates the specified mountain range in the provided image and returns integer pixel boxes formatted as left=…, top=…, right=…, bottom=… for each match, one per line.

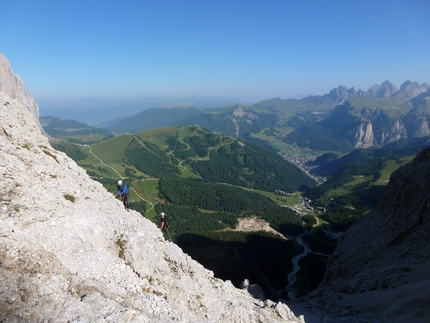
left=37, top=96, right=246, bottom=127
left=36, top=76, right=430, bottom=162
left=100, top=80, right=430, bottom=156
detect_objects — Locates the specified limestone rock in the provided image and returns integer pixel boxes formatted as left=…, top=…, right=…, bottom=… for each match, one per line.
left=400, top=80, right=430, bottom=97
left=0, top=54, right=39, bottom=119
left=367, top=80, right=398, bottom=98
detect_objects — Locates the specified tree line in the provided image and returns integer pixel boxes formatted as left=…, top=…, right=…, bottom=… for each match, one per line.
left=156, top=177, right=305, bottom=237
left=190, top=140, right=317, bottom=192
left=124, top=138, right=180, bottom=178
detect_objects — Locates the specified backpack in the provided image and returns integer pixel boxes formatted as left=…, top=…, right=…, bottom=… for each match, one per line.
left=163, top=216, right=169, bottom=227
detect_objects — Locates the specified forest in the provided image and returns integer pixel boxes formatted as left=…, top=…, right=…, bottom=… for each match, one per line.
left=157, top=177, right=306, bottom=236
left=124, top=138, right=181, bottom=178
left=309, top=158, right=386, bottom=230
left=152, top=176, right=320, bottom=298
left=190, top=140, right=317, bottom=192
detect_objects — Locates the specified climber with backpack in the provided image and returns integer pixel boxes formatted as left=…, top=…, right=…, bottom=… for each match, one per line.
left=115, top=179, right=130, bottom=211
left=159, top=212, right=172, bottom=241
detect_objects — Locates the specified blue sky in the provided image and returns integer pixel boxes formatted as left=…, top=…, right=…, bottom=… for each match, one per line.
left=1, top=0, right=429, bottom=102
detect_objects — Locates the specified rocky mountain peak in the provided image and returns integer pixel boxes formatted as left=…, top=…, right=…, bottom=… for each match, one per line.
left=326, top=80, right=406, bottom=102
left=328, top=85, right=359, bottom=102
left=0, top=53, right=39, bottom=119
left=232, top=105, right=246, bottom=117
left=367, top=80, right=398, bottom=98
left=400, top=80, right=430, bottom=96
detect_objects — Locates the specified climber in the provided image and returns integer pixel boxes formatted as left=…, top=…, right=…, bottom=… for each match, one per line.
left=159, top=212, right=172, bottom=241
left=115, top=179, right=130, bottom=211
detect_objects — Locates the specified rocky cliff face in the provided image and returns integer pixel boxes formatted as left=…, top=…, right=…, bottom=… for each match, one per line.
left=0, top=92, right=305, bottom=322
left=0, top=54, right=39, bottom=119
left=321, top=89, right=430, bottom=148
left=366, top=80, right=399, bottom=98
left=400, top=80, right=430, bottom=98
left=305, top=147, right=430, bottom=322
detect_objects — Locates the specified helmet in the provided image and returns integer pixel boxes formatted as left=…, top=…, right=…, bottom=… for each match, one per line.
left=160, top=212, right=165, bottom=216
left=118, top=180, right=123, bottom=185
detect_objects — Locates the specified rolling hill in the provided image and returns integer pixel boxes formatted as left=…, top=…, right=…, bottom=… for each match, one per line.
left=106, top=106, right=208, bottom=134
left=40, top=116, right=114, bottom=144
left=92, top=125, right=318, bottom=192
left=308, top=143, right=430, bottom=177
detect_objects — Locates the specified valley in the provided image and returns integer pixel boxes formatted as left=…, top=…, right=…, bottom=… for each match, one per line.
left=46, top=80, right=430, bottom=303
left=49, top=127, right=340, bottom=300
left=50, top=124, right=422, bottom=301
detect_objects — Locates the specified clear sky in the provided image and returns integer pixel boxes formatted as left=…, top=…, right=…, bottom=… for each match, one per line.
left=1, top=0, right=429, bottom=102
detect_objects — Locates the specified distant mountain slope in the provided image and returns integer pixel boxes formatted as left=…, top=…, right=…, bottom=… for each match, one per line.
left=249, top=80, right=428, bottom=125
left=104, top=80, right=430, bottom=157
left=308, top=158, right=402, bottom=231
left=286, top=87, right=430, bottom=151
left=38, top=96, right=243, bottom=127
left=189, top=136, right=317, bottom=192
left=106, top=106, right=207, bottom=134
left=248, top=96, right=339, bottom=125
left=383, top=135, right=430, bottom=149
left=140, top=126, right=316, bottom=192
left=40, top=116, right=114, bottom=144
left=177, top=105, right=279, bottom=138
left=309, top=143, right=430, bottom=177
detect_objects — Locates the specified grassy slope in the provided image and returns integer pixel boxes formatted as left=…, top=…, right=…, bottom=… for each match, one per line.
left=75, top=126, right=317, bottom=216
left=132, top=179, right=160, bottom=219
left=378, top=156, right=414, bottom=183
left=315, top=157, right=411, bottom=203
left=91, top=134, right=133, bottom=164
left=77, top=134, right=152, bottom=206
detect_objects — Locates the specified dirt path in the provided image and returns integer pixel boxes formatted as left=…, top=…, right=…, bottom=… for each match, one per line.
left=86, top=145, right=157, bottom=211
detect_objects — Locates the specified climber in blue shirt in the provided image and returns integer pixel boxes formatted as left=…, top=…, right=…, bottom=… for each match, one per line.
left=115, top=179, right=130, bottom=211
